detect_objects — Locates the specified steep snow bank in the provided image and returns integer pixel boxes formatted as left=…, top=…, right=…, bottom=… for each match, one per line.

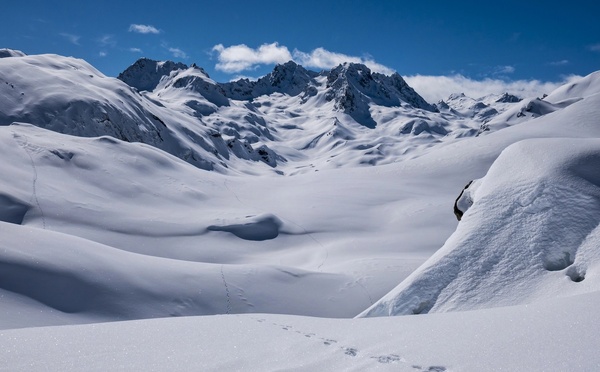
left=361, top=138, right=600, bottom=316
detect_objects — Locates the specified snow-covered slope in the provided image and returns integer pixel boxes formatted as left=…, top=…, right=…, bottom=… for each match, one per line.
left=2, top=49, right=600, bottom=370
left=361, top=138, right=600, bottom=316
left=360, top=74, right=600, bottom=317
left=3, top=291, right=600, bottom=371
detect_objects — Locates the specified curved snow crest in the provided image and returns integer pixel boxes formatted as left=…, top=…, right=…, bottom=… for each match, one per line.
left=0, top=48, right=26, bottom=58
left=360, top=138, right=600, bottom=317
left=544, top=70, right=600, bottom=104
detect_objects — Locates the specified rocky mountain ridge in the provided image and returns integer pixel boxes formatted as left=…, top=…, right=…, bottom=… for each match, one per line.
left=1, top=50, right=548, bottom=174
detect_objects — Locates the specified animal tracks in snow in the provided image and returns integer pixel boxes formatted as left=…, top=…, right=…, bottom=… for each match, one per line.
left=259, top=318, right=448, bottom=369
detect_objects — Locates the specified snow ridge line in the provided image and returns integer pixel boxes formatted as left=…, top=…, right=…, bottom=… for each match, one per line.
left=12, top=132, right=46, bottom=229
left=220, top=264, right=232, bottom=315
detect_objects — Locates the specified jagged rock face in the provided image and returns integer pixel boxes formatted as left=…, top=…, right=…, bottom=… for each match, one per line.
left=257, top=61, right=317, bottom=96
left=495, top=93, right=522, bottom=103
left=117, top=58, right=189, bottom=92
left=373, top=72, right=438, bottom=112
left=221, top=61, right=318, bottom=100
left=325, top=63, right=380, bottom=128
left=324, top=63, right=436, bottom=128
left=221, top=79, right=255, bottom=100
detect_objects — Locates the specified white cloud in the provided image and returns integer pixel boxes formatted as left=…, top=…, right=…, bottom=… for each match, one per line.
left=293, top=48, right=395, bottom=75
left=403, top=74, right=582, bottom=103
left=212, top=42, right=293, bottom=73
left=211, top=43, right=394, bottom=75
left=99, top=51, right=107, bottom=57
left=60, top=32, right=80, bottom=45
left=128, top=24, right=160, bottom=34
left=129, top=47, right=143, bottom=53
left=169, top=47, right=188, bottom=59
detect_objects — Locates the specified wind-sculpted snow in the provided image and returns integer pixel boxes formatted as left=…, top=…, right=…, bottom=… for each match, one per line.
left=3, top=50, right=600, bottom=369
left=361, top=138, right=600, bottom=317
left=0, top=48, right=26, bottom=58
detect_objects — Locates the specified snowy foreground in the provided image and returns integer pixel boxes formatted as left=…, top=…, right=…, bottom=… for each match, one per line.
left=3, top=292, right=600, bottom=371
left=2, top=50, right=600, bottom=370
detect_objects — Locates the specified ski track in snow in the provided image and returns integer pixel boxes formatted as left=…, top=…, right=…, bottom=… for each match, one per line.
left=12, top=132, right=46, bottom=229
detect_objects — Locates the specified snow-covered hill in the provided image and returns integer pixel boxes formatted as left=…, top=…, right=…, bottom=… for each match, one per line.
left=2, top=49, right=600, bottom=370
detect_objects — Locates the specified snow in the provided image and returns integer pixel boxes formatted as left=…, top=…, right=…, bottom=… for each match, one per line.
left=361, top=138, right=600, bottom=316
left=2, top=51, right=600, bottom=370
left=2, top=292, right=599, bottom=371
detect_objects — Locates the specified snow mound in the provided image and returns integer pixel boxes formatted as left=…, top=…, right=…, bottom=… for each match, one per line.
left=361, top=138, right=600, bottom=316
left=207, top=214, right=283, bottom=241
left=544, top=70, right=600, bottom=103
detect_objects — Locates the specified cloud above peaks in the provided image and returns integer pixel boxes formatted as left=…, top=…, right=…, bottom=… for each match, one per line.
left=404, top=74, right=582, bottom=103
left=168, top=47, right=188, bottom=59
left=293, top=48, right=395, bottom=75
left=129, top=24, right=160, bottom=34
left=212, top=43, right=293, bottom=73
left=211, top=43, right=394, bottom=75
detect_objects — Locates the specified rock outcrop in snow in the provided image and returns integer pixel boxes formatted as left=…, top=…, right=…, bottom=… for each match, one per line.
left=117, top=58, right=188, bottom=92
left=360, top=138, right=600, bottom=317
left=324, top=63, right=437, bottom=128
left=221, top=61, right=319, bottom=100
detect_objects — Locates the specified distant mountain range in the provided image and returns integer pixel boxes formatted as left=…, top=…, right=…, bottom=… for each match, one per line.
left=1, top=49, right=549, bottom=175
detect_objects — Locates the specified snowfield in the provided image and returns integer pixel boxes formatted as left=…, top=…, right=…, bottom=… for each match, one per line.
left=1, top=49, right=600, bottom=370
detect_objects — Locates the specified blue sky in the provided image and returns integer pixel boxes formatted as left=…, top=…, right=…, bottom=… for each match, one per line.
left=3, top=0, right=599, bottom=99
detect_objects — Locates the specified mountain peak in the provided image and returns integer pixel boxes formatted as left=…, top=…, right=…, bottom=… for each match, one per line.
left=221, top=60, right=317, bottom=99
left=325, top=62, right=436, bottom=127
left=495, top=92, right=522, bottom=103
left=118, top=58, right=188, bottom=92
left=263, top=60, right=315, bottom=94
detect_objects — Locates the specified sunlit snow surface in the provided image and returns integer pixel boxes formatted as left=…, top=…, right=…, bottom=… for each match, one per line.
left=2, top=51, right=600, bottom=370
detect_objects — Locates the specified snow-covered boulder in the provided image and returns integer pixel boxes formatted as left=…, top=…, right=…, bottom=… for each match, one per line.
left=360, top=138, right=600, bottom=316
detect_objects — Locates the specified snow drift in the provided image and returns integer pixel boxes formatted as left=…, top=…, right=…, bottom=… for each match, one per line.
left=361, top=138, right=600, bottom=316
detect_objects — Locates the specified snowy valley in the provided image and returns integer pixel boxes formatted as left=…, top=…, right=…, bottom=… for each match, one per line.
left=1, top=48, right=600, bottom=371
